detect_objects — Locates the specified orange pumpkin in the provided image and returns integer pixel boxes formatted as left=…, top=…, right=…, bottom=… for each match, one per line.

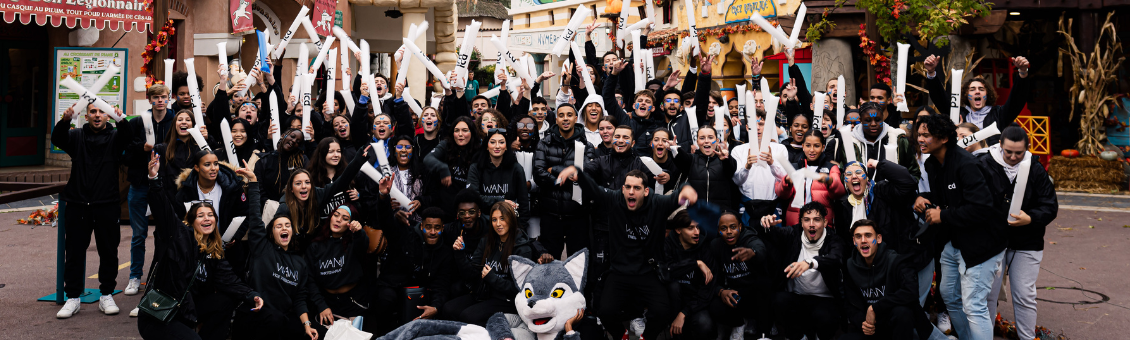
left=1061, top=149, right=1080, bottom=158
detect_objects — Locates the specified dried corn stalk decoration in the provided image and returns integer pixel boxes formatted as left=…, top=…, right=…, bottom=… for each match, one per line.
left=1059, top=12, right=1124, bottom=156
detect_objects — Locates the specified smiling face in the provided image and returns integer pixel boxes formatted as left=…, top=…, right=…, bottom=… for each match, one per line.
left=86, top=104, right=109, bottom=130
left=280, top=130, right=301, bottom=152
left=697, top=128, right=718, bottom=156
left=421, top=217, right=444, bottom=245
left=633, top=95, right=653, bottom=119
left=517, top=117, right=536, bottom=141
left=395, top=139, right=413, bottom=166
left=917, top=123, right=945, bottom=155
left=329, top=208, right=351, bottom=235
left=239, top=103, right=258, bottom=124
left=190, top=205, right=217, bottom=236
left=789, top=117, right=809, bottom=145
left=584, top=103, right=602, bottom=125
left=174, top=112, right=193, bottom=137
left=325, top=142, right=342, bottom=167
left=728, top=100, right=739, bottom=117
left=373, top=115, right=394, bottom=140
left=611, top=127, right=634, bottom=154
left=718, top=214, right=742, bottom=246
left=531, top=104, right=548, bottom=124
left=621, top=175, right=649, bottom=211
left=802, top=134, right=824, bottom=162
left=602, top=54, right=619, bottom=73
left=472, top=98, right=491, bottom=117
left=966, top=80, right=988, bottom=110
left=800, top=209, right=827, bottom=242
left=332, top=116, right=350, bottom=139
left=491, top=209, right=510, bottom=239
left=852, top=224, right=882, bottom=260
left=231, top=122, right=248, bottom=147
left=677, top=221, right=701, bottom=247
left=290, top=172, right=312, bottom=202
left=195, top=154, right=220, bottom=182
left=289, top=118, right=302, bottom=131
left=556, top=106, right=577, bottom=133
left=422, top=108, right=440, bottom=132
left=844, top=163, right=868, bottom=196
left=272, top=217, right=294, bottom=248
left=452, top=121, right=472, bottom=147
left=487, top=133, right=507, bottom=159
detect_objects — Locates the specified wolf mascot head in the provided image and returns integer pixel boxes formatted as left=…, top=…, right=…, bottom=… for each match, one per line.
left=510, top=249, right=588, bottom=338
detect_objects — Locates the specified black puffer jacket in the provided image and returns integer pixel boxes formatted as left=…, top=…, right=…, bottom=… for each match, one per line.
left=833, top=160, right=926, bottom=266
left=532, top=125, right=596, bottom=217
left=673, top=150, right=739, bottom=211
left=173, top=162, right=249, bottom=240
left=147, top=176, right=257, bottom=324
left=585, top=148, right=657, bottom=190
left=52, top=119, right=133, bottom=205
left=977, top=152, right=1058, bottom=251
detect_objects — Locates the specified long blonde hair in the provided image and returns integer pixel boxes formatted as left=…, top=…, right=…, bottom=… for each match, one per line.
left=185, top=203, right=224, bottom=259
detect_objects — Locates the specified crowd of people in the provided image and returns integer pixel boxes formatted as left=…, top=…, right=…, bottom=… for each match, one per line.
left=51, top=24, right=1059, bottom=340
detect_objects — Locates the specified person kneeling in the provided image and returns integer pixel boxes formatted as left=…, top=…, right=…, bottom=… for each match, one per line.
left=841, top=219, right=935, bottom=340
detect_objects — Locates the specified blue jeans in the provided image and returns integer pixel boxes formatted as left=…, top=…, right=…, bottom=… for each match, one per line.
left=918, top=258, right=951, bottom=340
left=939, top=242, right=1005, bottom=340
left=128, top=185, right=149, bottom=279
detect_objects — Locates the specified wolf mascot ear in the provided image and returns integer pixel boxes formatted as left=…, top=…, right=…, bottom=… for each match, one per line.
left=510, top=249, right=588, bottom=292
left=509, top=249, right=590, bottom=340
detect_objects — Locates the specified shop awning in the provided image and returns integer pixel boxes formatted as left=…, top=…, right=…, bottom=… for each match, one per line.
left=1, top=0, right=153, bottom=32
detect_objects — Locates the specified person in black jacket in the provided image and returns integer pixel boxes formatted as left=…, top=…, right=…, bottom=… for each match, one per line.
left=923, top=54, right=1032, bottom=146
left=423, top=116, right=483, bottom=221
left=124, top=84, right=176, bottom=295
left=981, top=125, right=1058, bottom=340
left=673, top=126, right=739, bottom=212
left=555, top=167, right=698, bottom=340
left=141, top=152, right=263, bottom=340
left=663, top=211, right=717, bottom=340
left=274, top=145, right=370, bottom=253
left=304, top=203, right=370, bottom=325
left=254, top=129, right=310, bottom=206
left=841, top=219, right=936, bottom=340
left=913, top=114, right=1006, bottom=340
left=445, top=202, right=546, bottom=325
left=840, top=102, right=921, bottom=182
left=758, top=202, right=845, bottom=340
left=532, top=104, right=595, bottom=259
left=446, top=189, right=490, bottom=296
left=707, top=211, right=770, bottom=338
left=172, top=149, right=251, bottom=277
left=370, top=200, right=452, bottom=335
left=156, top=110, right=223, bottom=196
left=468, top=128, right=531, bottom=228
left=53, top=104, right=134, bottom=319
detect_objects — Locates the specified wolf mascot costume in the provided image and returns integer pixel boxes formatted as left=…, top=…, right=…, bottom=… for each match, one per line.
left=375, top=250, right=589, bottom=340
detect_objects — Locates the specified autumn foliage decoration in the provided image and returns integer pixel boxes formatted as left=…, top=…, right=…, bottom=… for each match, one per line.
left=140, top=19, right=177, bottom=88
left=858, top=24, right=891, bottom=85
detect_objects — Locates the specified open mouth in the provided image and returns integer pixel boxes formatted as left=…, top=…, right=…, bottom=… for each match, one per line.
left=971, top=96, right=983, bottom=106
left=626, top=197, right=638, bottom=209
left=859, top=243, right=872, bottom=255
left=279, top=230, right=291, bottom=243
left=532, top=317, right=552, bottom=326
left=850, top=179, right=863, bottom=193
left=725, top=236, right=736, bottom=243
left=807, top=229, right=818, bottom=239
left=338, top=128, right=348, bottom=136
left=201, top=222, right=214, bottom=232
left=298, top=190, right=309, bottom=200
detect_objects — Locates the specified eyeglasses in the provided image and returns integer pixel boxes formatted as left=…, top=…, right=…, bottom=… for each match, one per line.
left=395, top=145, right=413, bottom=150
left=456, top=209, right=479, bottom=216
left=488, top=128, right=508, bottom=135
left=188, top=199, right=214, bottom=206
left=483, top=117, right=499, bottom=123
left=844, top=169, right=866, bottom=176
left=516, top=122, right=536, bottom=129
left=846, top=119, right=861, bottom=125
left=665, top=98, right=680, bottom=103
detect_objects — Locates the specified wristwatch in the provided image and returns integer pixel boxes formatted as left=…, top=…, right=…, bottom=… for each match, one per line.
left=805, top=259, right=815, bottom=268
left=303, top=320, right=312, bottom=326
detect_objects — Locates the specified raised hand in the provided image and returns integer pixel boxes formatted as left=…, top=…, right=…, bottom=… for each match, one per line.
left=148, top=151, right=160, bottom=178
left=923, top=55, right=941, bottom=76
left=1012, top=56, right=1030, bottom=77
left=760, top=214, right=781, bottom=228
left=664, top=70, right=682, bottom=90
left=750, top=56, right=763, bottom=75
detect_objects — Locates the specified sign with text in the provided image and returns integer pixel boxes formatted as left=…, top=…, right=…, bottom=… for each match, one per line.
left=52, top=48, right=128, bottom=153
left=1, top=0, right=153, bottom=32
left=724, top=0, right=778, bottom=24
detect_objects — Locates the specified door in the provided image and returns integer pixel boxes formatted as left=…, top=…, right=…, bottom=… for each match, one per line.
left=0, top=41, right=48, bottom=166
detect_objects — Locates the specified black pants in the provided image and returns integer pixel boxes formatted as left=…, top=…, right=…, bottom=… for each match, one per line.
left=597, top=273, right=674, bottom=340
left=710, top=282, right=774, bottom=334
left=538, top=214, right=589, bottom=258
left=840, top=305, right=920, bottom=340
left=773, top=292, right=840, bottom=340
left=586, top=229, right=609, bottom=311
left=666, top=282, right=718, bottom=339
left=195, top=292, right=236, bottom=340
left=368, top=285, right=432, bottom=335
left=64, top=202, right=120, bottom=298
left=231, top=306, right=321, bottom=340
left=323, top=284, right=373, bottom=319
left=138, top=314, right=201, bottom=340
left=442, top=294, right=517, bottom=326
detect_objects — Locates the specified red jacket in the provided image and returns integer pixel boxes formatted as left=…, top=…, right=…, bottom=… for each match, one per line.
left=776, top=162, right=846, bottom=228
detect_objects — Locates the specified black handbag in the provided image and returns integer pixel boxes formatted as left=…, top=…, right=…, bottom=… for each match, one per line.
left=137, top=259, right=201, bottom=323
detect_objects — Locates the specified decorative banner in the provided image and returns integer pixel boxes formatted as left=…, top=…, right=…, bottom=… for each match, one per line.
left=231, top=0, right=254, bottom=33
left=895, top=42, right=910, bottom=112
left=551, top=5, right=592, bottom=57
left=273, top=6, right=310, bottom=59
left=312, top=0, right=337, bottom=37
left=0, top=0, right=153, bottom=32
left=724, top=0, right=778, bottom=23
left=949, top=69, right=963, bottom=124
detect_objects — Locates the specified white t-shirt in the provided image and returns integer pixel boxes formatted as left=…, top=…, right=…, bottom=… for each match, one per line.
left=197, top=183, right=223, bottom=218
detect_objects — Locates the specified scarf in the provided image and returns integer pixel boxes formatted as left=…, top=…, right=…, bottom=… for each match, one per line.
left=798, top=227, right=827, bottom=263
left=791, top=228, right=831, bottom=297
left=964, top=105, right=992, bottom=128
left=988, top=144, right=1029, bottom=183
left=847, top=193, right=868, bottom=226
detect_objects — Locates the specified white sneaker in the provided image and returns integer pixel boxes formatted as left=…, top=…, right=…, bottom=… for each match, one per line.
left=129, top=307, right=139, bottom=317
left=629, top=317, right=646, bottom=336
left=730, top=323, right=746, bottom=340
left=936, top=312, right=953, bottom=334
left=98, top=295, right=120, bottom=315
left=124, top=278, right=142, bottom=295
left=56, top=298, right=81, bottom=318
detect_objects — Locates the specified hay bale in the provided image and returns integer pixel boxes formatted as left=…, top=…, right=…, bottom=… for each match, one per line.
left=1048, top=156, right=1127, bottom=193
left=1055, top=180, right=1122, bottom=193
